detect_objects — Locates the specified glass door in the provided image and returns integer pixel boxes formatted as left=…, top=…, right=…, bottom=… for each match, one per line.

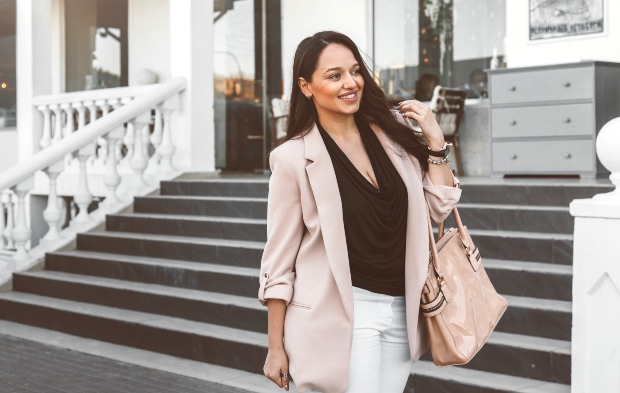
left=213, top=0, right=282, bottom=173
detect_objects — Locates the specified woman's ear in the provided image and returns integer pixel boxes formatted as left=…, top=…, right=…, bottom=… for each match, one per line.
left=298, top=77, right=311, bottom=97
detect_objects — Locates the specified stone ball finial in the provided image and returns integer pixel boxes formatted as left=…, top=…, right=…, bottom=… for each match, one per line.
left=594, top=117, right=620, bottom=201
left=137, top=69, right=158, bottom=85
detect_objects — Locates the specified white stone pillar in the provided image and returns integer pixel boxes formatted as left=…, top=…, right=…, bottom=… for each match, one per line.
left=569, top=117, right=620, bottom=393
left=16, top=0, right=53, bottom=161
left=169, top=0, right=215, bottom=172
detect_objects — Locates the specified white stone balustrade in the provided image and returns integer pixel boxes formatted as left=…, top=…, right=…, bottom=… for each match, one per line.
left=0, top=77, right=186, bottom=285
left=569, top=117, right=620, bottom=393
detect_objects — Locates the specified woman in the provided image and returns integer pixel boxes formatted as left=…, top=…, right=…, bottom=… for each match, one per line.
left=258, top=31, right=461, bottom=393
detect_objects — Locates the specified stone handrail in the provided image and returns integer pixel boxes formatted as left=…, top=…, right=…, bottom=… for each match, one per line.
left=0, top=77, right=187, bottom=285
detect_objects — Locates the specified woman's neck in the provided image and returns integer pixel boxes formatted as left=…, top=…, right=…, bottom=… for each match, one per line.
left=316, top=110, right=358, bottom=140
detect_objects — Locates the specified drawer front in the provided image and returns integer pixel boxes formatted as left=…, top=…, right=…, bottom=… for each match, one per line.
left=491, top=66, right=594, bottom=105
left=492, top=139, right=594, bottom=173
left=492, top=103, right=594, bottom=138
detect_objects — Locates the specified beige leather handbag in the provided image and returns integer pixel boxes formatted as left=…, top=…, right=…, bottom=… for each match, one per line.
left=420, top=201, right=508, bottom=367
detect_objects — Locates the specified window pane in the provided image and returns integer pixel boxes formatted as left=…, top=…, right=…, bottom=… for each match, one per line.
left=0, top=0, right=16, bottom=130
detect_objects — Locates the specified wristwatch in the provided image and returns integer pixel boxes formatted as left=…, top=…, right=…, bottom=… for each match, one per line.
left=428, top=142, right=452, bottom=158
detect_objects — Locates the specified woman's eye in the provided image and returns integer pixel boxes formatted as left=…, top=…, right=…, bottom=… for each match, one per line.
left=330, top=74, right=340, bottom=79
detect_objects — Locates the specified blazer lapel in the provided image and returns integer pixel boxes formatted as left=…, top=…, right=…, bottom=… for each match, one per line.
left=304, top=123, right=354, bottom=324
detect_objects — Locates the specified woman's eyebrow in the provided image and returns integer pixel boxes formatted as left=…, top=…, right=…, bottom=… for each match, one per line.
left=323, top=63, right=360, bottom=74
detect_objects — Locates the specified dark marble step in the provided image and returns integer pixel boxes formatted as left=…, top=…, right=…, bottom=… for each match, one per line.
left=106, top=214, right=267, bottom=242
left=484, top=259, right=572, bottom=301
left=498, top=296, right=571, bottom=341
left=160, top=179, right=269, bottom=198
left=408, top=361, right=570, bottom=393
left=444, top=204, right=573, bottom=234
left=459, top=182, right=613, bottom=207
left=134, top=196, right=267, bottom=219
left=0, top=292, right=267, bottom=375
left=76, top=232, right=263, bottom=268
left=45, top=251, right=259, bottom=297
left=12, top=271, right=266, bottom=333
left=467, top=229, right=573, bottom=265
left=420, top=332, right=570, bottom=384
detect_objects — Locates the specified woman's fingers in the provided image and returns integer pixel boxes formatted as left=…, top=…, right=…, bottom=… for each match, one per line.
left=280, top=367, right=290, bottom=391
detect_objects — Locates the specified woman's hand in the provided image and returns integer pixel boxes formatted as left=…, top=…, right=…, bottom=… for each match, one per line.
left=264, top=346, right=290, bottom=391
left=397, top=100, right=445, bottom=148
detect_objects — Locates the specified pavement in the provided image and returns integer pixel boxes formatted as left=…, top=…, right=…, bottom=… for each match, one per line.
left=0, top=334, right=253, bottom=393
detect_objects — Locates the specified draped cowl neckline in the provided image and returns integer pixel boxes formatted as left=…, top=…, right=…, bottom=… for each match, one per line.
left=317, top=117, right=408, bottom=296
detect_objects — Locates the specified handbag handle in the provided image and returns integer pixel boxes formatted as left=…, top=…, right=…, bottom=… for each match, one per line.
left=425, top=202, right=470, bottom=278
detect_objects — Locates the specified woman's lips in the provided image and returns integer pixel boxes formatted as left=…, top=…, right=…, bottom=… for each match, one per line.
left=338, top=92, right=358, bottom=102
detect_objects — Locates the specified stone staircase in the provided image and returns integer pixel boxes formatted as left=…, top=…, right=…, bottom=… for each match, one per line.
left=0, top=176, right=614, bottom=392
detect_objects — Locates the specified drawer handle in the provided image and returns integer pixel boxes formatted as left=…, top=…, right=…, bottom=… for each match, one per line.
left=564, top=82, right=571, bottom=88
left=510, top=86, right=517, bottom=92
left=510, top=120, right=517, bottom=126
left=564, top=153, right=572, bottom=159
left=564, top=118, right=571, bottom=123
left=510, top=154, right=517, bottom=160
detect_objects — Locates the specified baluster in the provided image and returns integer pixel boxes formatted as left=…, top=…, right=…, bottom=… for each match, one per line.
left=149, top=108, right=163, bottom=168
left=107, top=99, right=124, bottom=162
left=74, top=101, right=87, bottom=130
left=129, top=113, right=151, bottom=190
left=0, top=193, right=5, bottom=250
left=72, top=147, right=94, bottom=225
left=120, top=98, right=134, bottom=167
left=41, top=164, right=64, bottom=244
left=38, top=105, right=52, bottom=148
left=142, top=120, right=150, bottom=159
left=101, top=123, right=126, bottom=209
left=61, top=103, right=75, bottom=136
left=3, top=191, right=14, bottom=250
left=50, top=104, right=64, bottom=144
left=96, top=100, right=110, bottom=166
left=11, top=185, right=32, bottom=262
left=159, top=108, right=176, bottom=173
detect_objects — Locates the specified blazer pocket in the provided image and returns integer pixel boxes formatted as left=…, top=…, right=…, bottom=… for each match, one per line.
left=288, top=301, right=312, bottom=310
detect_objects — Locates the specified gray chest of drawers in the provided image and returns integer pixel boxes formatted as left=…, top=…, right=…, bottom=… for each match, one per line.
left=487, top=61, right=620, bottom=178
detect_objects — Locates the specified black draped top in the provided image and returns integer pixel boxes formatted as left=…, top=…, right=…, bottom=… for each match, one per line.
left=317, top=118, right=409, bottom=296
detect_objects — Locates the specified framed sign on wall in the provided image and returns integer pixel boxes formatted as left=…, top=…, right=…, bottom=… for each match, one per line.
left=529, top=0, right=604, bottom=40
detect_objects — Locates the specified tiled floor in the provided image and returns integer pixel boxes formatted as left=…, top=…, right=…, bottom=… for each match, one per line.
left=0, top=334, right=252, bottom=393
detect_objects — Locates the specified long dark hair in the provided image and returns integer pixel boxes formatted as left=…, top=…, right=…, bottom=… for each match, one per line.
left=277, top=30, right=429, bottom=172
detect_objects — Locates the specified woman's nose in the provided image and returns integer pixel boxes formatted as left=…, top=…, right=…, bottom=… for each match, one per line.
left=342, top=71, right=357, bottom=88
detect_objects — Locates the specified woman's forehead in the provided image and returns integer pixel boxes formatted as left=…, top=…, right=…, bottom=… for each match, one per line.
left=316, top=44, right=358, bottom=72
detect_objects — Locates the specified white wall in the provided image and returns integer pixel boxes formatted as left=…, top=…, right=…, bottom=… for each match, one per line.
left=454, top=0, right=505, bottom=61
left=128, top=0, right=170, bottom=85
left=281, top=0, right=373, bottom=99
left=505, top=0, right=620, bottom=67
left=0, top=130, right=18, bottom=172
left=374, top=0, right=419, bottom=68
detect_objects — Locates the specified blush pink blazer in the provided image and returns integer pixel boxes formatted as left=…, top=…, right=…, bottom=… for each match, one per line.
left=258, top=109, right=462, bottom=393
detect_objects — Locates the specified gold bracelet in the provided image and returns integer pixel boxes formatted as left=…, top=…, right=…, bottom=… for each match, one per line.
left=427, top=157, right=449, bottom=165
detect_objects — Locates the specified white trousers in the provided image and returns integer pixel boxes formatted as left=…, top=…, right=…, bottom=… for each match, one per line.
left=345, top=285, right=412, bottom=393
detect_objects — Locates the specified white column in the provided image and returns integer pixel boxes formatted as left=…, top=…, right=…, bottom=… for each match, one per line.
left=569, top=117, right=620, bottom=393
left=17, top=0, right=53, bottom=161
left=61, top=103, right=75, bottom=136
left=38, top=105, right=52, bottom=148
left=50, top=104, right=63, bottom=144
left=40, top=162, right=64, bottom=245
left=3, top=191, right=15, bottom=250
left=11, top=183, right=33, bottom=263
left=169, top=0, right=215, bottom=172
left=72, top=144, right=96, bottom=226
left=128, top=112, right=151, bottom=192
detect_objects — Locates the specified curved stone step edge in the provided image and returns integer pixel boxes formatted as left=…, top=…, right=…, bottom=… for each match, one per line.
left=46, top=250, right=260, bottom=277
left=0, top=291, right=266, bottom=347
left=411, top=360, right=570, bottom=393
left=13, top=270, right=263, bottom=311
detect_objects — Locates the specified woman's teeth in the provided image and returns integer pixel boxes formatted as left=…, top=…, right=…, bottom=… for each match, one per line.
left=339, top=93, right=356, bottom=99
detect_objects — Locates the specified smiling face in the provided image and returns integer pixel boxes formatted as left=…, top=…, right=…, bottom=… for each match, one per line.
left=298, top=43, right=364, bottom=117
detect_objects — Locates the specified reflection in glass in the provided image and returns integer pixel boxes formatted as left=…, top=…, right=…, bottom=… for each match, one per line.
left=0, top=0, right=16, bottom=130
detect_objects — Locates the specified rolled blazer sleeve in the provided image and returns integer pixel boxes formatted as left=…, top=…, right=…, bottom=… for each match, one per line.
left=258, top=149, right=305, bottom=307
left=423, top=170, right=461, bottom=224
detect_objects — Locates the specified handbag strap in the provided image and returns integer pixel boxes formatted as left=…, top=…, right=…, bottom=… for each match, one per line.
left=425, top=200, right=470, bottom=278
